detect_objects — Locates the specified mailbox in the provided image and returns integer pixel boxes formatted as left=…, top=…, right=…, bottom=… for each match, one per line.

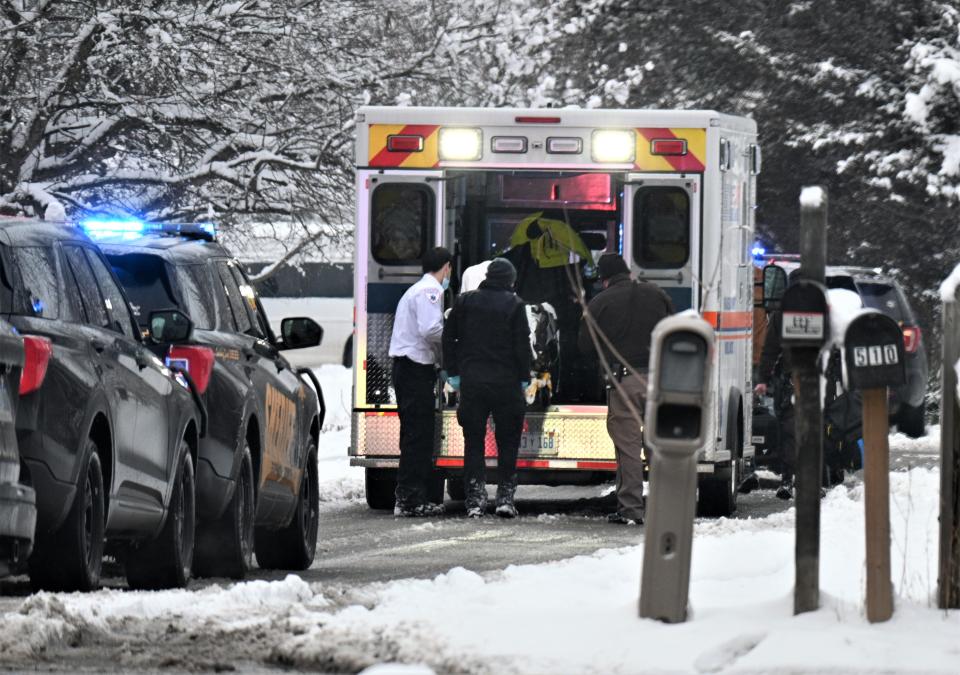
left=780, top=279, right=829, bottom=349
left=639, top=315, right=714, bottom=624
left=844, top=311, right=906, bottom=391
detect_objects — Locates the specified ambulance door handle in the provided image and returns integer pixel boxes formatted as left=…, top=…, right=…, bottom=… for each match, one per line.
left=636, top=271, right=684, bottom=283
left=378, top=268, right=423, bottom=280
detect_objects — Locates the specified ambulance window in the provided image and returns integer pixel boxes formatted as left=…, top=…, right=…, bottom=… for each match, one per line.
left=371, top=183, right=433, bottom=265
left=633, top=187, right=690, bottom=269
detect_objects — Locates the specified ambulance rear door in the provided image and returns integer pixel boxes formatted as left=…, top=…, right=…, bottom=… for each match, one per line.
left=355, top=170, right=444, bottom=410
left=621, top=174, right=701, bottom=312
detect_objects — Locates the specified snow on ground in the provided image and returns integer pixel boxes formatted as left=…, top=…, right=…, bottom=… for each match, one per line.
left=1, top=425, right=955, bottom=673
left=311, top=365, right=364, bottom=503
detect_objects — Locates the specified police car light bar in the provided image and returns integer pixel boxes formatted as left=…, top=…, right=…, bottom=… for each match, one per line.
left=81, top=219, right=216, bottom=241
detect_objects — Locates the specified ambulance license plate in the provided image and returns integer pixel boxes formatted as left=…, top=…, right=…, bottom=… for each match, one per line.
left=519, top=430, right=559, bottom=456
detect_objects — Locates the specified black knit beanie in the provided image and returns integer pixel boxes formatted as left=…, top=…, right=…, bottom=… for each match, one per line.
left=597, top=254, right=629, bottom=280
left=485, top=257, right=517, bottom=288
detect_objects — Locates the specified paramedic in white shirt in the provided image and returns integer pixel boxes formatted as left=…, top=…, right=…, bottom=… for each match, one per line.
left=388, top=247, right=453, bottom=517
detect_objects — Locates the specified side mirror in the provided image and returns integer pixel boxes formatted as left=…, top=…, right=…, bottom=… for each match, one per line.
left=762, top=264, right=788, bottom=311
left=281, top=317, right=323, bottom=350
left=149, top=309, right=193, bottom=344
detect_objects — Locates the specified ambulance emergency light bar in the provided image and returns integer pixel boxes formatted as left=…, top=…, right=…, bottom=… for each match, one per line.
left=389, top=126, right=679, bottom=163
left=81, top=219, right=216, bottom=241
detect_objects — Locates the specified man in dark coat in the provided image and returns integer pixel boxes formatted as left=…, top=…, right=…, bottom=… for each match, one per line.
left=442, top=258, right=531, bottom=518
left=578, top=254, right=673, bottom=524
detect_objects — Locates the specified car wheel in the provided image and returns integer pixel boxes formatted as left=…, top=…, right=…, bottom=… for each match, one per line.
left=194, top=445, right=255, bottom=579
left=126, top=442, right=196, bottom=589
left=897, top=403, right=926, bottom=439
left=29, top=440, right=105, bottom=592
left=364, top=467, right=397, bottom=510
left=254, top=441, right=319, bottom=570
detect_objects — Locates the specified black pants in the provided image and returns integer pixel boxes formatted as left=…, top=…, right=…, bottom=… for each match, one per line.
left=393, top=357, right=437, bottom=508
left=458, top=379, right=525, bottom=488
left=778, top=406, right=796, bottom=483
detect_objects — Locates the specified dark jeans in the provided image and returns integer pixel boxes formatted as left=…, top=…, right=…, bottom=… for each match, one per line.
left=393, top=357, right=438, bottom=509
left=457, top=379, right=526, bottom=490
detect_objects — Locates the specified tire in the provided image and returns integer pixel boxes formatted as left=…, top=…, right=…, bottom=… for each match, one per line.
left=447, top=477, right=466, bottom=501
left=29, top=441, right=105, bottom=592
left=897, top=403, right=925, bottom=438
left=365, top=467, right=397, bottom=510
left=126, top=443, right=196, bottom=590
left=697, top=466, right=737, bottom=518
left=255, top=443, right=319, bottom=570
left=193, top=445, right=255, bottom=579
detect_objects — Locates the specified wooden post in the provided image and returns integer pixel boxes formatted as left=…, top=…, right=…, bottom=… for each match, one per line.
left=939, top=295, right=960, bottom=608
left=862, top=387, right=893, bottom=622
left=793, top=186, right=828, bottom=615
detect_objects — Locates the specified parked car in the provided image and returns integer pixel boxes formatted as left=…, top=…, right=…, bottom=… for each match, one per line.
left=755, top=261, right=928, bottom=445
left=0, top=318, right=33, bottom=578
left=246, top=261, right=354, bottom=368
left=95, top=221, right=325, bottom=579
left=0, top=218, right=202, bottom=591
left=825, top=267, right=928, bottom=437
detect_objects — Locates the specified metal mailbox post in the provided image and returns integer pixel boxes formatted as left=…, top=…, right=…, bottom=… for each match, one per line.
left=639, top=315, right=714, bottom=623
left=780, top=279, right=830, bottom=615
left=844, top=311, right=906, bottom=623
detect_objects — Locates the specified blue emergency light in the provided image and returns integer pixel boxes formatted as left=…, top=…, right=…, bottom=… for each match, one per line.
left=751, top=243, right=766, bottom=263
left=80, top=218, right=216, bottom=241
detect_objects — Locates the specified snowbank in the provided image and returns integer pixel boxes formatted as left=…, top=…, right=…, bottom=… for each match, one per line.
left=311, top=365, right=364, bottom=502
left=3, top=456, right=953, bottom=673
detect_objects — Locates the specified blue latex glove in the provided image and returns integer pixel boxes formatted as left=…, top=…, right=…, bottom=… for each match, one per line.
left=447, top=375, right=461, bottom=391
left=439, top=369, right=450, bottom=382
left=521, top=380, right=530, bottom=391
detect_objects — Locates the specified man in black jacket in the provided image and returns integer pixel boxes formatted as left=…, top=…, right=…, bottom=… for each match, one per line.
left=578, top=254, right=673, bottom=524
left=443, top=258, right=531, bottom=518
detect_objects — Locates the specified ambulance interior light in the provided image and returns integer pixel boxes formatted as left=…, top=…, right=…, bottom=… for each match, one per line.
left=439, top=127, right=483, bottom=161
left=591, top=129, right=636, bottom=163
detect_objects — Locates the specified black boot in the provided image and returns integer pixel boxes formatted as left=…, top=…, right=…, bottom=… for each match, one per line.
left=776, top=476, right=794, bottom=501
left=464, top=477, right=487, bottom=518
left=495, top=474, right=518, bottom=519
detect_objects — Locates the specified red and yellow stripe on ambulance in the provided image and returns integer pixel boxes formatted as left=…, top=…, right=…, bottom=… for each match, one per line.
left=368, top=124, right=440, bottom=168
left=634, top=127, right=707, bottom=172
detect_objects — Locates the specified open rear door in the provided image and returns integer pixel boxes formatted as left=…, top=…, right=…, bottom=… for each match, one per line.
left=621, top=174, right=701, bottom=312
left=354, top=170, right=444, bottom=412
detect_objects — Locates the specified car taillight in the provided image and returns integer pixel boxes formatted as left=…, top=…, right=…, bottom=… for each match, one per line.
left=902, top=325, right=921, bottom=353
left=166, top=346, right=215, bottom=394
left=20, top=335, right=52, bottom=395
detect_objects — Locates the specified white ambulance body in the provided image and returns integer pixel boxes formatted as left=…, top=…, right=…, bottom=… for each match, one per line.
left=351, top=106, right=759, bottom=516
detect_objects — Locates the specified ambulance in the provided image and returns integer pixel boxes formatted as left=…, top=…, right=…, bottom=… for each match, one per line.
left=351, top=106, right=760, bottom=517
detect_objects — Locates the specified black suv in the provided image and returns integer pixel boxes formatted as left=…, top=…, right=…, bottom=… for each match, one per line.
left=755, top=262, right=928, bottom=468
left=824, top=267, right=928, bottom=437
left=96, top=223, right=324, bottom=579
left=0, top=219, right=202, bottom=591
left=0, top=318, right=33, bottom=578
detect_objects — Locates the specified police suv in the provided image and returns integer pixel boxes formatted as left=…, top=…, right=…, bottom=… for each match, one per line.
left=92, top=221, right=325, bottom=579
left=1, top=218, right=202, bottom=591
